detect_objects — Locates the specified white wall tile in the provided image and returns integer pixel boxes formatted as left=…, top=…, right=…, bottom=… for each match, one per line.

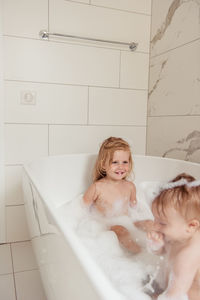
left=151, top=0, right=200, bottom=56
left=120, top=52, right=149, bottom=89
left=6, top=205, right=30, bottom=242
left=5, top=81, right=88, bottom=124
left=89, top=87, right=147, bottom=125
left=49, top=125, right=146, bottom=155
left=6, top=166, right=23, bottom=206
left=91, top=0, right=151, bottom=15
left=3, top=0, right=48, bottom=39
left=0, top=274, right=16, bottom=300
left=147, top=116, right=200, bottom=163
left=0, top=244, right=12, bottom=275
left=5, top=124, right=48, bottom=165
left=4, top=37, right=120, bottom=87
left=49, top=0, right=150, bottom=53
left=149, top=39, right=200, bottom=116
left=11, top=241, right=37, bottom=273
left=15, top=269, right=46, bottom=300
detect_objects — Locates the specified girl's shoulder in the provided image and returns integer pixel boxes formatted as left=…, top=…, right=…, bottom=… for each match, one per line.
left=124, top=180, right=136, bottom=189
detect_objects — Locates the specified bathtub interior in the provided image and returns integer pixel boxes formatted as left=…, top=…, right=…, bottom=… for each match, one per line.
left=24, top=153, right=200, bottom=208
left=23, top=154, right=200, bottom=300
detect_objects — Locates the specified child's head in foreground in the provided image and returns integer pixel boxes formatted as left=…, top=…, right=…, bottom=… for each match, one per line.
left=152, top=173, right=200, bottom=242
left=93, top=137, right=133, bottom=182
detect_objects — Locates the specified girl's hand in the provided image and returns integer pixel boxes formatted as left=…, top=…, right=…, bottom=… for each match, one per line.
left=130, top=199, right=137, bottom=207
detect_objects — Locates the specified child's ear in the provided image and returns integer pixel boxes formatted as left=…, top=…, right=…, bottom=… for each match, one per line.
left=187, top=219, right=200, bottom=232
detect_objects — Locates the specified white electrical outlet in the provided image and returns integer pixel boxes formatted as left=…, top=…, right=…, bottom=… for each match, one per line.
left=20, top=91, right=36, bottom=105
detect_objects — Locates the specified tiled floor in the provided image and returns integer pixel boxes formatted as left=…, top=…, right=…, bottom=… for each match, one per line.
left=0, top=241, right=47, bottom=300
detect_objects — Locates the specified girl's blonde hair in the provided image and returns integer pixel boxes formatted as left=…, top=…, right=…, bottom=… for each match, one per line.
left=93, top=137, right=133, bottom=182
left=152, top=174, right=200, bottom=221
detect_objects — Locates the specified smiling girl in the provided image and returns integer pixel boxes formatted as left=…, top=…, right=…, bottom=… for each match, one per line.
left=83, top=137, right=141, bottom=254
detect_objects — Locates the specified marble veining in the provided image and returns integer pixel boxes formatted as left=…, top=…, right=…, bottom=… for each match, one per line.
left=151, top=0, right=200, bottom=50
left=148, top=59, right=168, bottom=98
left=163, top=130, right=200, bottom=160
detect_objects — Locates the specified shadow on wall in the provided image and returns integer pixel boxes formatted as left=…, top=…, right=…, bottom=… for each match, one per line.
left=163, top=130, right=200, bottom=161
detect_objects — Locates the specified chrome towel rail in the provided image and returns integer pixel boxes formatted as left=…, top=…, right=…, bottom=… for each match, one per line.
left=39, top=30, right=138, bottom=51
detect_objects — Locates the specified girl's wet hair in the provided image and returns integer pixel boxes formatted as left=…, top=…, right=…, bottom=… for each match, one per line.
left=93, top=137, right=133, bottom=182
left=152, top=173, right=200, bottom=221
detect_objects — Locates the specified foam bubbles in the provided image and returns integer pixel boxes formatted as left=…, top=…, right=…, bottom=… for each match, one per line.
left=59, top=182, right=165, bottom=299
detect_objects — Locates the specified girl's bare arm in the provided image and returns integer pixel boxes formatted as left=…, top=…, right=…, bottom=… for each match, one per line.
left=129, top=182, right=137, bottom=207
left=83, top=183, right=97, bottom=206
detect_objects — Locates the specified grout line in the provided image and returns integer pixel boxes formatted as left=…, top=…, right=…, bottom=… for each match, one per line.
left=14, top=268, right=38, bottom=275
left=118, top=51, right=121, bottom=88
left=48, top=124, right=50, bottom=156
left=90, top=4, right=151, bottom=16
left=64, top=0, right=151, bottom=16
left=6, top=204, right=24, bottom=207
left=0, top=271, right=14, bottom=276
left=5, top=164, right=22, bottom=167
left=151, top=37, right=200, bottom=59
left=4, top=121, right=151, bottom=127
left=146, top=0, right=154, bottom=155
left=10, top=243, right=18, bottom=300
left=48, top=0, right=50, bottom=32
left=4, top=79, right=149, bottom=91
left=8, top=239, right=31, bottom=244
left=87, top=86, right=90, bottom=125
left=148, top=114, right=200, bottom=118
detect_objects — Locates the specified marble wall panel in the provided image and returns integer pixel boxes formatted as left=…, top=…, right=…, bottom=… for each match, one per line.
left=148, top=39, right=200, bottom=116
left=147, top=116, right=200, bottom=162
left=151, top=0, right=200, bottom=56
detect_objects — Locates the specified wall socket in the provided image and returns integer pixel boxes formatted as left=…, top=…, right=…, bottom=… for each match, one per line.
left=20, top=91, right=36, bottom=105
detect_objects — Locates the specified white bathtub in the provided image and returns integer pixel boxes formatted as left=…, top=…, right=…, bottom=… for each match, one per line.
left=22, top=154, right=200, bottom=300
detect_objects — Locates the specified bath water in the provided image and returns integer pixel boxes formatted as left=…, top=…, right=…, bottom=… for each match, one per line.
left=59, top=181, right=166, bottom=300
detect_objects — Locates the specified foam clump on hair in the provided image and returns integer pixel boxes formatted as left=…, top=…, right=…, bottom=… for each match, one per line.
left=187, top=179, right=200, bottom=188
left=154, top=173, right=200, bottom=196
left=158, top=179, right=188, bottom=194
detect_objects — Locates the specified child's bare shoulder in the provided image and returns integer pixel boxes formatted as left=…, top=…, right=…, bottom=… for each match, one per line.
left=124, top=180, right=136, bottom=190
left=175, top=240, right=200, bottom=269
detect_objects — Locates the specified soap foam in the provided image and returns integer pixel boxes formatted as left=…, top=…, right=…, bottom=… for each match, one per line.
left=59, top=181, right=165, bottom=299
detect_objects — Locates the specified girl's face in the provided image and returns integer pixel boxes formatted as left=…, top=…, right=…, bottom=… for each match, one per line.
left=105, top=150, right=130, bottom=181
left=152, top=205, right=189, bottom=243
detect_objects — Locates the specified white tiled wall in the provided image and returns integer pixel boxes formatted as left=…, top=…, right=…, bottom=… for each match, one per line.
left=2, top=0, right=151, bottom=298
left=147, top=0, right=200, bottom=163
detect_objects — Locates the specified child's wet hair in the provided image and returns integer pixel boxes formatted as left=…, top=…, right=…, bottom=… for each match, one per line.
left=93, top=137, right=133, bottom=182
left=152, top=173, right=200, bottom=221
